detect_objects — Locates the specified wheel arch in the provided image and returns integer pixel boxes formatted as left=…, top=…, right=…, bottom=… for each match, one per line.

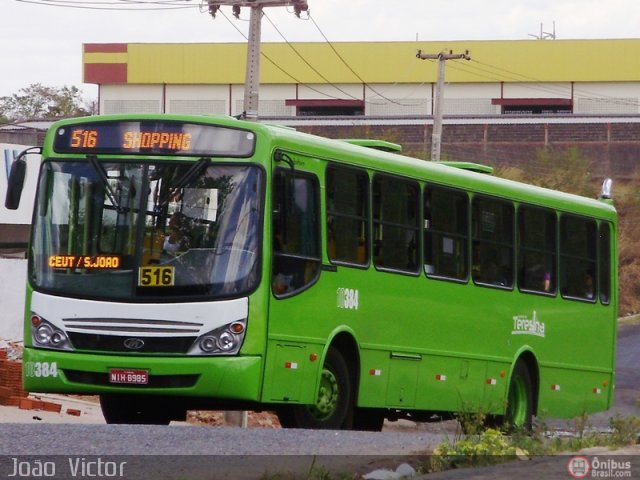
left=324, top=327, right=360, bottom=395
left=510, top=349, right=540, bottom=416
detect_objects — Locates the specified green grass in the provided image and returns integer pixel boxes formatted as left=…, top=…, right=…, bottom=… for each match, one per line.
left=429, top=412, right=640, bottom=473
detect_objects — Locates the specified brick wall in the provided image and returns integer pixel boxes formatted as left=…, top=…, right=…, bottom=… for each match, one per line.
left=2, top=120, right=640, bottom=178
left=297, top=120, right=640, bottom=179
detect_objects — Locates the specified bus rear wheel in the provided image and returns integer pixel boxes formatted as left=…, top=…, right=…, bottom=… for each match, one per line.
left=100, top=394, right=174, bottom=425
left=277, top=347, right=353, bottom=429
left=505, top=361, right=534, bottom=431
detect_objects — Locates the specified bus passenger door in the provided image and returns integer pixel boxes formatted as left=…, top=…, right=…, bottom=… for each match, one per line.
left=264, top=167, right=323, bottom=405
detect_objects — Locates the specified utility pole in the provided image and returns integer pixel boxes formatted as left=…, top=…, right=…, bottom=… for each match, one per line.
left=528, top=22, right=556, bottom=40
left=208, top=1, right=308, bottom=121
left=416, top=50, right=470, bottom=161
left=206, top=1, right=307, bottom=428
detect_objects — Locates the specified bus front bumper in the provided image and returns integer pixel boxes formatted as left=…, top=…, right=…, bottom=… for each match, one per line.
left=22, top=347, right=263, bottom=401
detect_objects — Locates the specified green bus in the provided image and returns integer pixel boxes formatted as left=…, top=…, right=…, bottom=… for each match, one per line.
left=5, top=114, right=617, bottom=429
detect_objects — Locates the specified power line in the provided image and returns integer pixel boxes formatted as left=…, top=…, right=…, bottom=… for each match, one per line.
left=15, top=0, right=198, bottom=10
left=437, top=58, right=640, bottom=111
left=16, top=0, right=638, bottom=111
left=469, top=58, right=640, bottom=108
left=264, top=11, right=428, bottom=107
left=216, top=8, right=347, bottom=101
left=307, top=13, right=411, bottom=107
left=262, top=11, right=360, bottom=101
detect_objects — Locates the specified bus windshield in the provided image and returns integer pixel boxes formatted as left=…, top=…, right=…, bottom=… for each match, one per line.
left=30, top=160, right=263, bottom=301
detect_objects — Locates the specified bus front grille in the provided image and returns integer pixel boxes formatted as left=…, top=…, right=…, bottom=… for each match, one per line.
left=67, top=333, right=196, bottom=354
left=62, top=317, right=203, bottom=335
left=63, top=370, right=199, bottom=388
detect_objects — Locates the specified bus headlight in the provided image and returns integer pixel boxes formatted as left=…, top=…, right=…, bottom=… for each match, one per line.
left=31, top=314, right=71, bottom=350
left=199, top=336, right=218, bottom=353
left=189, top=320, right=246, bottom=356
left=217, top=332, right=236, bottom=351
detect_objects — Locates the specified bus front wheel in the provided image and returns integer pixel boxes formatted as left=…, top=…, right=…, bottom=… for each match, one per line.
left=505, top=361, right=534, bottom=431
left=277, top=347, right=353, bottom=430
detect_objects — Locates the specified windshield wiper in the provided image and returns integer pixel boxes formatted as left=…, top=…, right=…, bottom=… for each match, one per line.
left=159, top=157, right=211, bottom=209
left=87, top=155, right=123, bottom=212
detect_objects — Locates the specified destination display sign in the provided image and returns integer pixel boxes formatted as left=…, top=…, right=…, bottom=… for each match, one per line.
left=53, top=120, right=256, bottom=157
left=48, top=255, right=121, bottom=270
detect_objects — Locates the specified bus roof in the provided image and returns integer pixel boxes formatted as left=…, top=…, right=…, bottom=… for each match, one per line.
left=260, top=120, right=616, bottom=222
left=439, top=161, right=494, bottom=175
left=43, top=114, right=616, bottom=222
left=339, top=139, right=403, bottom=153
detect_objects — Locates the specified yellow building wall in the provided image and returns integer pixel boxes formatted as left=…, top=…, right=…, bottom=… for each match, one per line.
left=82, top=39, right=640, bottom=85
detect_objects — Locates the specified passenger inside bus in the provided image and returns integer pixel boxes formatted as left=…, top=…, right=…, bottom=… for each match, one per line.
left=163, top=212, right=192, bottom=254
left=584, top=271, right=595, bottom=299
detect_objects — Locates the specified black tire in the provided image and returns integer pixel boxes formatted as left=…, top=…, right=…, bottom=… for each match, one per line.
left=100, top=394, right=174, bottom=425
left=505, top=361, right=534, bottom=431
left=352, top=407, right=385, bottom=431
left=483, top=414, right=506, bottom=431
left=275, top=406, right=296, bottom=428
left=277, top=347, right=353, bottom=429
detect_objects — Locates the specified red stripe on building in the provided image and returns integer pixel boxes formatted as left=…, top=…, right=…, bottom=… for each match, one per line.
left=285, top=99, right=364, bottom=107
left=491, top=98, right=573, bottom=106
left=84, top=64, right=127, bottom=84
left=84, top=43, right=128, bottom=53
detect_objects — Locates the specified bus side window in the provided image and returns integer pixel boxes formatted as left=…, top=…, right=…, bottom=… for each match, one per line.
left=424, top=186, right=468, bottom=280
left=471, top=196, right=514, bottom=288
left=272, top=169, right=321, bottom=296
left=326, top=166, right=369, bottom=266
left=599, top=222, right=612, bottom=304
left=372, top=175, right=420, bottom=273
left=560, top=215, right=597, bottom=301
left=518, top=206, right=556, bottom=294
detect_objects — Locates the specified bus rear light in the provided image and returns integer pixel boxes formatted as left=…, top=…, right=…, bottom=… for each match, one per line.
left=31, top=315, right=42, bottom=327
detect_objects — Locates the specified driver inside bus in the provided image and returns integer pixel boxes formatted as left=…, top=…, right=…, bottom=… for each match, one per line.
left=164, top=212, right=192, bottom=254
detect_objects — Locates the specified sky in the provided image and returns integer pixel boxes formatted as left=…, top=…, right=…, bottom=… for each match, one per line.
left=2, top=0, right=640, bottom=101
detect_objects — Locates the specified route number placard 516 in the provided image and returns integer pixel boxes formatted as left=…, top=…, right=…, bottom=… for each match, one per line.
left=138, top=266, right=174, bottom=287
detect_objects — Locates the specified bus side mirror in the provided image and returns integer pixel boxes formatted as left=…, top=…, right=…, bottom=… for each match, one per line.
left=5, top=158, right=26, bottom=210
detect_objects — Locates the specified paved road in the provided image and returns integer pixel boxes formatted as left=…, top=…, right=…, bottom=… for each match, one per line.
left=569, top=320, right=640, bottom=430
left=0, top=322, right=637, bottom=479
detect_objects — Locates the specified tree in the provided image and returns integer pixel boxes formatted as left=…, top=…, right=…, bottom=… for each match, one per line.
left=0, top=83, right=96, bottom=122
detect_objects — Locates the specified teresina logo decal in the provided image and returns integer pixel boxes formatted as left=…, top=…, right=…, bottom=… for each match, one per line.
left=512, top=311, right=545, bottom=338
